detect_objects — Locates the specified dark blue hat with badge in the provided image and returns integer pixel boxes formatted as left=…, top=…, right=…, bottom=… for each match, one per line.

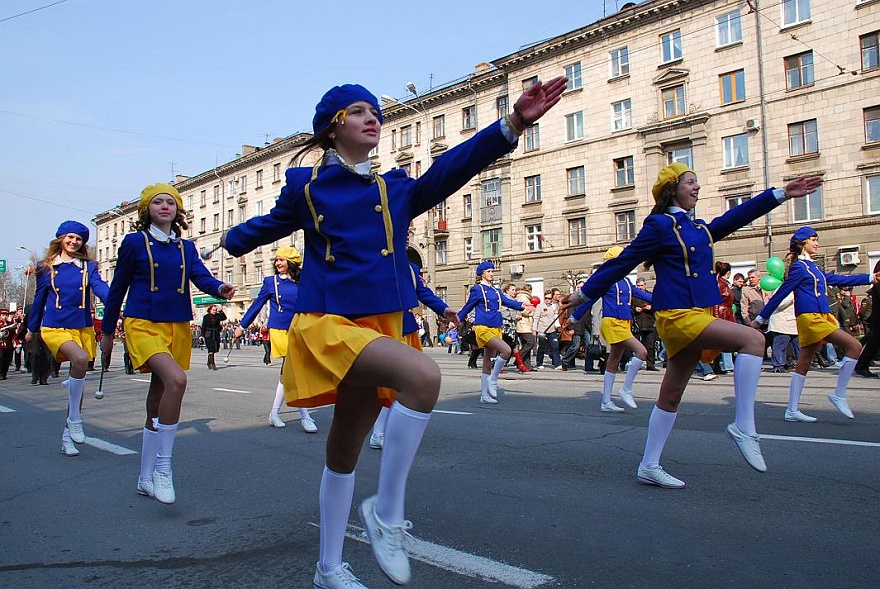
left=55, top=220, right=90, bottom=243
left=312, top=84, right=383, bottom=134
left=790, top=226, right=817, bottom=245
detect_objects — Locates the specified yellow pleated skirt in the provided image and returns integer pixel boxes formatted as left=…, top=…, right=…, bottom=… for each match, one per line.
left=269, top=328, right=288, bottom=359
left=655, top=307, right=717, bottom=360
left=474, top=325, right=503, bottom=348
left=41, top=326, right=97, bottom=362
left=123, top=318, right=191, bottom=372
left=599, top=318, right=634, bottom=345
left=796, top=312, right=839, bottom=347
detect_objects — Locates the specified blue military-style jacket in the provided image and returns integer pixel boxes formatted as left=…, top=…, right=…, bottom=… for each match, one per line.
left=28, top=258, right=109, bottom=332
left=240, top=274, right=298, bottom=331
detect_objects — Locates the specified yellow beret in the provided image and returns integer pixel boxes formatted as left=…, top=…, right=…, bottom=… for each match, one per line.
left=275, top=246, right=302, bottom=266
left=603, top=246, right=624, bottom=261
left=651, top=162, right=694, bottom=202
left=138, top=183, right=183, bottom=216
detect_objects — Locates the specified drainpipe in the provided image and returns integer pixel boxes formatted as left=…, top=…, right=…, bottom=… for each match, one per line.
left=754, top=0, right=773, bottom=258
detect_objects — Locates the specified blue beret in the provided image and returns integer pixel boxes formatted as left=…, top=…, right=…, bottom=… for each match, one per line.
left=56, top=220, right=90, bottom=243
left=312, top=84, right=383, bottom=134
left=476, top=261, right=495, bottom=276
left=791, top=226, right=817, bottom=244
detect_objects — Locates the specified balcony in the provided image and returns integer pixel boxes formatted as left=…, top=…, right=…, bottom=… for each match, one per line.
left=434, top=218, right=448, bottom=233
left=480, top=205, right=502, bottom=224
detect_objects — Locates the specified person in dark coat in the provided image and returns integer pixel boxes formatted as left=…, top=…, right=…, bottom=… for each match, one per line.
left=855, top=259, right=880, bottom=378
left=200, top=304, right=226, bottom=370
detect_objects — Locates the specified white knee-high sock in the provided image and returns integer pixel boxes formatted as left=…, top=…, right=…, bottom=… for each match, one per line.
left=733, top=353, right=762, bottom=436
left=155, top=422, right=178, bottom=473
left=318, top=466, right=355, bottom=575
left=480, top=374, right=489, bottom=398
left=139, top=428, right=158, bottom=481
left=622, top=357, right=644, bottom=392
left=490, top=355, right=506, bottom=381
left=376, top=402, right=431, bottom=525
left=834, top=357, right=857, bottom=398
left=641, top=405, right=677, bottom=468
left=299, top=407, right=312, bottom=420
left=602, top=371, right=617, bottom=404
left=271, top=381, right=285, bottom=414
left=67, top=377, right=85, bottom=421
left=373, top=406, right=390, bottom=436
left=787, top=372, right=807, bottom=412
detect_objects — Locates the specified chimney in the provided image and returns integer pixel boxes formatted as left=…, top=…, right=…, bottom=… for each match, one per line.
left=241, top=144, right=258, bottom=156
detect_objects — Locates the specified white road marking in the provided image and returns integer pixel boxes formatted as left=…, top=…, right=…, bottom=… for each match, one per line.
left=212, top=387, right=251, bottom=394
left=762, top=434, right=880, bottom=448
left=131, top=378, right=152, bottom=383
left=83, top=437, right=138, bottom=455
left=0, top=404, right=15, bottom=413
left=432, top=410, right=473, bottom=415
left=308, top=522, right=554, bottom=588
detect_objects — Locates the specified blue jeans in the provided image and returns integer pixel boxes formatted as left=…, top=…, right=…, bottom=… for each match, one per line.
left=561, top=333, right=582, bottom=368
left=771, top=333, right=800, bottom=369
left=536, top=332, right=561, bottom=367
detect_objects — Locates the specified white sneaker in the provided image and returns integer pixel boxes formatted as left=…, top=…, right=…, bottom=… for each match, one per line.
left=487, top=378, right=499, bottom=399
left=702, top=373, right=718, bottom=381
left=301, top=416, right=318, bottom=433
left=600, top=401, right=625, bottom=413
left=618, top=389, right=637, bottom=409
left=726, top=423, right=767, bottom=472
left=268, top=413, right=286, bottom=428
left=61, top=432, right=79, bottom=457
left=67, top=418, right=86, bottom=444
left=828, top=394, right=854, bottom=419
left=137, top=478, right=155, bottom=498
left=479, top=393, right=498, bottom=404
left=784, top=409, right=818, bottom=423
left=637, top=464, right=685, bottom=489
left=313, top=562, right=367, bottom=589
left=153, top=469, right=176, bottom=504
left=369, top=432, right=384, bottom=449
left=358, top=494, right=412, bottom=585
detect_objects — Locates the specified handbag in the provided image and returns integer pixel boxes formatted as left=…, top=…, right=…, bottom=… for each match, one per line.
left=584, top=336, right=604, bottom=360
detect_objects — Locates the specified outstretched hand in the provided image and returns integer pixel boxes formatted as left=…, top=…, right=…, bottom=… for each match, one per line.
left=784, top=175, right=823, bottom=199
left=511, top=76, right=568, bottom=131
left=443, top=308, right=461, bottom=327
left=219, top=283, right=236, bottom=299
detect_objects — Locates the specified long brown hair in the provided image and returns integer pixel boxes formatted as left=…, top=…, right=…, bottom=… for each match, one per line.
left=291, top=126, right=336, bottom=167
left=39, top=237, right=90, bottom=274
left=784, top=240, right=806, bottom=279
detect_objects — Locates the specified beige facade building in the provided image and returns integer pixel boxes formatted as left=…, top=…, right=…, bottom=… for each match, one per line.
left=95, top=0, right=880, bottom=321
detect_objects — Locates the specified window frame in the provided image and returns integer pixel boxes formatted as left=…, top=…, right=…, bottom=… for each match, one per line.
left=614, top=156, right=635, bottom=187
left=609, top=47, right=630, bottom=78
left=615, top=210, right=637, bottom=242
left=612, top=99, right=632, bottom=131
left=788, top=119, right=819, bottom=156
left=432, top=114, right=445, bottom=139
left=719, top=69, right=746, bottom=105
left=524, top=123, right=540, bottom=152
left=865, top=106, right=880, bottom=144
left=525, top=175, right=542, bottom=203
left=660, top=29, right=683, bottom=64
left=568, top=217, right=587, bottom=247
left=565, top=62, right=583, bottom=90
left=785, top=51, right=814, bottom=89
left=525, top=224, right=543, bottom=252
left=565, top=111, right=584, bottom=141
left=866, top=174, right=880, bottom=215
left=781, top=0, right=811, bottom=28
left=716, top=10, right=743, bottom=48
left=722, top=133, right=750, bottom=169
left=567, top=166, right=586, bottom=196
left=662, top=84, right=687, bottom=119
left=861, top=32, right=879, bottom=72
left=792, top=184, right=823, bottom=222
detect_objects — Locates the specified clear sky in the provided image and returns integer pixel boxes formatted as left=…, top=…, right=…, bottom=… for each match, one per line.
left=0, top=0, right=611, bottom=273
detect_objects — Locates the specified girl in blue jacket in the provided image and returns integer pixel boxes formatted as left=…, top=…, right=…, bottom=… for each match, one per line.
left=570, top=163, right=822, bottom=489
left=222, top=79, right=566, bottom=588
left=101, top=183, right=234, bottom=505
left=26, top=221, right=109, bottom=457
left=752, top=227, right=879, bottom=421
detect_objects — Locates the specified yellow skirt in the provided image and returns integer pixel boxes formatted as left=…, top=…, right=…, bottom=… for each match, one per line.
left=404, top=330, right=423, bottom=351
left=124, top=318, right=192, bottom=372
left=41, top=326, right=97, bottom=362
left=796, top=312, right=839, bottom=347
left=600, top=318, right=633, bottom=345
left=281, top=311, right=403, bottom=408
left=474, top=325, right=502, bottom=348
left=269, top=328, right=288, bottom=359
left=655, top=307, right=716, bottom=360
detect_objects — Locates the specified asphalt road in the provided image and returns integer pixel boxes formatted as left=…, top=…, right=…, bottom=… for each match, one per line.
left=1, top=344, right=878, bottom=588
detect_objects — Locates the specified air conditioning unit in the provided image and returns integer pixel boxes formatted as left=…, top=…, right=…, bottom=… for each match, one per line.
left=510, top=263, right=525, bottom=275
left=839, top=250, right=861, bottom=266
left=744, top=118, right=760, bottom=131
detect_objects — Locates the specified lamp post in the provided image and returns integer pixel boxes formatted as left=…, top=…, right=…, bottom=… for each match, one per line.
left=16, top=245, right=37, bottom=311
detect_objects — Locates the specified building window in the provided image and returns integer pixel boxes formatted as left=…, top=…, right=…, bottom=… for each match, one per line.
left=239, top=175, right=247, bottom=193
left=238, top=204, right=246, bottom=223
left=722, top=134, right=749, bottom=168
left=662, top=85, right=686, bottom=118
left=496, top=95, right=509, bottom=120
left=522, top=76, right=538, bottom=90
left=199, top=218, right=206, bottom=233
left=414, top=161, right=422, bottom=178
left=201, top=189, right=207, bottom=207
left=612, top=99, right=632, bottom=131
left=240, top=263, right=247, bottom=284
left=256, top=265, right=264, bottom=281
left=567, top=166, right=585, bottom=196
left=481, top=179, right=502, bottom=224
left=256, top=169, right=263, bottom=188
left=273, top=163, right=281, bottom=182
left=565, top=62, right=582, bottom=90
left=228, top=180, right=236, bottom=198
left=719, top=70, right=746, bottom=104
left=716, top=10, right=742, bottom=47
left=726, top=195, right=753, bottom=228
left=432, top=115, right=445, bottom=139
left=463, top=193, right=472, bottom=219
left=400, top=125, right=412, bottom=148
left=255, top=200, right=264, bottom=216
left=666, top=145, right=694, bottom=168
left=369, top=145, right=379, bottom=158
left=785, top=51, right=814, bottom=89
left=391, top=130, right=397, bottom=151
left=227, top=209, right=233, bottom=227
left=610, top=47, right=629, bottom=78
left=226, top=270, right=233, bottom=284
left=212, top=213, right=220, bottom=231
left=867, top=175, right=880, bottom=214
left=565, top=111, right=584, bottom=141
left=415, top=121, right=421, bottom=145
left=788, top=119, right=819, bottom=156
left=399, top=162, right=411, bottom=176
left=660, top=30, right=682, bottom=63
left=526, top=224, right=543, bottom=252
left=436, top=240, right=448, bottom=265
left=861, top=32, right=879, bottom=71
left=213, top=185, right=220, bottom=201
left=568, top=217, right=587, bottom=247
left=614, top=156, right=635, bottom=187
left=464, top=237, right=473, bottom=259
left=793, top=185, right=823, bottom=221
left=524, top=123, right=540, bottom=152
left=525, top=175, right=542, bottom=203
left=463, top=105, right=476, bottom=130
left=782, top=0, right=810, bottom=27
left=866, top=106, right=880, bottom=143
left=482, top=228, right=502, bottom=258
left=616, top=210, right=636, bottom=242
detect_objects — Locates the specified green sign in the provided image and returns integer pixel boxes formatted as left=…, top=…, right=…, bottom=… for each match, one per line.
left=0, top=259, right=6, bottom=273
left=193, top=295, right=226, bottom=305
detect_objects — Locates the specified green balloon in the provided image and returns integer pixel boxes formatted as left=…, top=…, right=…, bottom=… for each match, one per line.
left=766, top=256, right=785, bottom=280
left=760, top=275, right=782, bottom=292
